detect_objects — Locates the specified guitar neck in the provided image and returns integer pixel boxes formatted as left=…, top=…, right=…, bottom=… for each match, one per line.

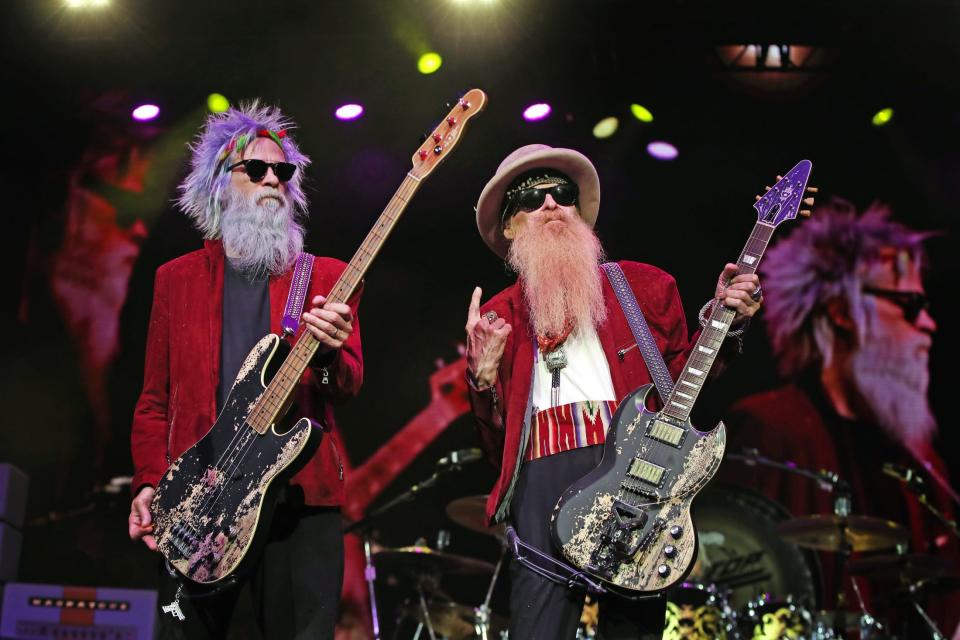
left=660, top=221, right=775, bottom=424
left=247, top=174, right=423, bottom=434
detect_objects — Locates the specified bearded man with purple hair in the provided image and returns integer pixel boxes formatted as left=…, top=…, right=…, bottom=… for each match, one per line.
left=720, top=199, right=958, bottom=637
left=127, top=102, right=362, bottom=639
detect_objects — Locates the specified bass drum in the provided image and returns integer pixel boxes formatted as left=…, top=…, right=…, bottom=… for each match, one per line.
left=688, top=483, right=821, bottom=611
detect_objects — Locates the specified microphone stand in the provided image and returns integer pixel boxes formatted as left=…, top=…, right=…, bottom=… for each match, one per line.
left=343, top=460, right=475, bottom=640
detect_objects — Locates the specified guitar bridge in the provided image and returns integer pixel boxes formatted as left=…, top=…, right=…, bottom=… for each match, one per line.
left=586, top=500, right=652, bottom=580
left=170, top=522, right=202, bottom=559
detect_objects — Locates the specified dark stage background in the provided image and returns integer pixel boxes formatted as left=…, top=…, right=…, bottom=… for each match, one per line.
left=1, top=0, right=958, bottom=637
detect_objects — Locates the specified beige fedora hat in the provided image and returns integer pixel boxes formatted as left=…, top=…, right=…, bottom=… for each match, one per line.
left=475, top=144, right=600, bottom=258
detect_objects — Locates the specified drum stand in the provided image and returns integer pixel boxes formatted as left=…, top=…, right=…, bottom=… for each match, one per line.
left=474, top=543, right=508, bottom=640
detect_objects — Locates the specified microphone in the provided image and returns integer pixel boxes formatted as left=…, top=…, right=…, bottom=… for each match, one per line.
left=882, top=462, right=926, bottom=491
left=437, top=448, right=483, bottom=467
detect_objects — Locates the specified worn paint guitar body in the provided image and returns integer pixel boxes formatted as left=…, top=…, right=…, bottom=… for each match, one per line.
left=152, top=334, right=321, bottom=588
left=552, top=384, right=725, bottom=592
left=552, top=159, right=815, bottom=594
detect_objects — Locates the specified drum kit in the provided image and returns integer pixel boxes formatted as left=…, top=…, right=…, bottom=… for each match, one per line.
left=349, top=449, right=957, bottom=640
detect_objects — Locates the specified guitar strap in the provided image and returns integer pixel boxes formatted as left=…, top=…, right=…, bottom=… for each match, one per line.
left=600, top=262, right=675, bottom=401
left=281, top=253, right=315, bottom=337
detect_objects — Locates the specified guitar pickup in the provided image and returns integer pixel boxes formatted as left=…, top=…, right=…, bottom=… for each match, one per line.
left=646, top=419, right=686, bottom=448
left=626, top=458, right=666, bottom=487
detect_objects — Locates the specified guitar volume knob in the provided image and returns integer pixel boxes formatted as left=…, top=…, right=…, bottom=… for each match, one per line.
left=657, top=564, right=671, bottom=578
left=669, top=525, right=683, bottom=539
left=664, top=544, right=677, bottom=558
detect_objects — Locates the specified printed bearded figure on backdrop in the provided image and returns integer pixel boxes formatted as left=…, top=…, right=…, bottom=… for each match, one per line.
left=127, top=101, right=363, bottom=640
left=720, top=199, right=960, bottom=638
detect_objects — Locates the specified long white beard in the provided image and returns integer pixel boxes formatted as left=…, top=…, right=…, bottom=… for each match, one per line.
left=506, top=211, right=607, bottom=338
left=220, top=187, right=304, bottom=279
left=850, top=335, right=937, bottom=451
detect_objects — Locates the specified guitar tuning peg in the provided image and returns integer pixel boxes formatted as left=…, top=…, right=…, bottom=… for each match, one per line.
left=755, top=195, right=762, bottom=202
left=776, top=175, right=783, bottom=180
left=806, top=186, right=819, bottom=193
left=419, top=133, right=428, bottom=144
left=765, top=186, right=772, bottom=192
left=800, top=209, right=812, bottom=217
left=803, top=197, right=815, bottom=206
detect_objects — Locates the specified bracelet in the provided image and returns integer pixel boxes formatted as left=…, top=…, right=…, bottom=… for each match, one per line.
left=698, top=299, right=750, bottom=338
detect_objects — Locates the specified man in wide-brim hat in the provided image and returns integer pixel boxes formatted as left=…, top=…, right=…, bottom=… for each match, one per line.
left=464, top=144, right=763, bottom=638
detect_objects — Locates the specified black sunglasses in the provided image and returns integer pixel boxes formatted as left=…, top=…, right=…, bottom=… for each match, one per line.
left=863, top=286, right=931, bottom=323
left=228, top=159, right=296, bottom=183
left=502, top=184, right=579, bottom=224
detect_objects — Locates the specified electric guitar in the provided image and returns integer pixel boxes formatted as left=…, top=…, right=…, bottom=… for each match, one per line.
left=551, top=160, right=814, bottom=593
left=150, top=89, right=488, bottom=589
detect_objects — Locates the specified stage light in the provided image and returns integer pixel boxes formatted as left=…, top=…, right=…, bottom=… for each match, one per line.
left=872, top=107, right=894, bottom=126
left=523, top=103, right=551, bottom=121
left=65, top=0, right=109, bottom=7
left=592, top=117, right=619, bottom=139
left=418, top=52, right=443, bottom=75
left=647, top=141, right=678, bottom=160
left=630, top=104, right=654, bottom=123
left=335, top=104, right=364, bottom=120
left=132, top=104, right=160, bottom=121
left=207, top=93, right=230, bottom=113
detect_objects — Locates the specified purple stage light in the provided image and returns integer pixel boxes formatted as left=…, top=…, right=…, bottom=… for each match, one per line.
left=646, top=141, right=678, bottom=160
left=335, top=104, right=364, bottom=120
left=523, top=103, right=551, bottom=121
left=132, top=104, right=160, bottom=121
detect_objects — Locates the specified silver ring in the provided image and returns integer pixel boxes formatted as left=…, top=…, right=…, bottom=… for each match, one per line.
left=484, top=311, right=498, bottom=322
left=750, top=285, right=762, bottom=302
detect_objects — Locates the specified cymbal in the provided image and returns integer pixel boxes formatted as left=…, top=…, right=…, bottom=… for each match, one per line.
left=848, top=553, right=951, bottom=582
left=446, top=495, right=505, bottom=538
left=374, top=545, right=495, bottom=576
left=776, top=515, right=908, bottom=552
left=404, top=601, right=508, bottom=640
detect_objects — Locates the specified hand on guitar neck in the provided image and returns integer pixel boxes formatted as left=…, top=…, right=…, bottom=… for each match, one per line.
left=714, top=262, right=763, bottom=325
left=301, top=294, right=354, bottom=354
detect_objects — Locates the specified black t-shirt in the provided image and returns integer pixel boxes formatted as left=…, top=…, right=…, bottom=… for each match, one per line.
left=217, top=260, right=271, bottom=413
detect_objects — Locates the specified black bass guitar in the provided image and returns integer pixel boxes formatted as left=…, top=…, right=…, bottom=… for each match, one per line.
left=151, top=89, right=488, bottom=589
left=551, top=161, right=814, bottom=593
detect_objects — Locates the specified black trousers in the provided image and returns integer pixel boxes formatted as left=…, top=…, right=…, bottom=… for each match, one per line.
left=155, top=501, right=344, bottom=640
left=509, top=446, right=666, bottom=640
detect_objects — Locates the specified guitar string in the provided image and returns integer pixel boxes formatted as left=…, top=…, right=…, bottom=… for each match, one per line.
left=184, top=177, right=422, bottom=527
left=171, top=114, right=483, bottom=555
left=608, top=200, right=786, bottom=571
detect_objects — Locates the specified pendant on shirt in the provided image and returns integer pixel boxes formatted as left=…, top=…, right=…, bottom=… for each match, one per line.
left=544, top=345, right=567, bottom=407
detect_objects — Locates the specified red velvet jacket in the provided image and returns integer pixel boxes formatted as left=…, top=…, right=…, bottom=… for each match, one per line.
left=470, top=261, right=731, bottom=523
left=130, top=240, right=363, bottom=506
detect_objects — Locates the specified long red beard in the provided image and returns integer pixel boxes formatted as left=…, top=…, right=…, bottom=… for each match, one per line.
left=506, top=211, right=607, bottom=338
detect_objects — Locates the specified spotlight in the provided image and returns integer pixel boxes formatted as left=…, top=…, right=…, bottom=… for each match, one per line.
left=418, top=52, right=443, bottom=75
left=872, top=107, right=894, bottom=126
left=65, top=0, right=109, bottom=7
left=335, top=104, right=364, bottom=120
left=131, top=104, right=160, bottom=121
left=207, top=93, right=230, bottom=113
left=630, top=104, right=654, bottom=123
left=592, top=117, right=619, bottom=139
left=647, top=141, right=678, bottom=161
left=523, top=103, right=551, bottom=121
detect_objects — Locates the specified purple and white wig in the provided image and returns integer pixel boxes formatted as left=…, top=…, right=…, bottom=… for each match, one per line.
left=761, top=198, right=930, bottom=377
left=177, top=100, right=311, bottom=239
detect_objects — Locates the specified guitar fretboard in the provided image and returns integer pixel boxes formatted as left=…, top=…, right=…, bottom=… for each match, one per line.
left=660, top=222, right=775, bottom=424
left=246, top=174, right=421, bottom=434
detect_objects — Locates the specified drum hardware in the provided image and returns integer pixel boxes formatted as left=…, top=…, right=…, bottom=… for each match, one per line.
left=344, top=449, right=484, bottom=640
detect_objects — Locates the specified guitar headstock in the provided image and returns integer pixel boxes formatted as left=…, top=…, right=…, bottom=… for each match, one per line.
left=409, top=88, right=488, bottom=180
left=753, top=159, right=816, bottom=227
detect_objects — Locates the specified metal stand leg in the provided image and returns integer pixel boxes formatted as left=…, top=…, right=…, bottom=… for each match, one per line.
left=909, top=588, right=946, bottom=640
left=364, top=536, right=382, bottom=639
left=417, top=584, right=438, bottom=640
left=475, top=544, right=508, bottom=640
